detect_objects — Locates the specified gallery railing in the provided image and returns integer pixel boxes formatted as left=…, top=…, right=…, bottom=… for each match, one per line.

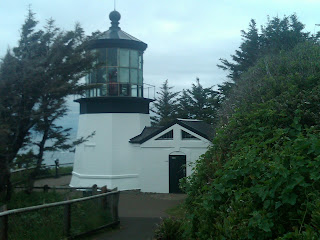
left=85, top=82, right=155, bottom=99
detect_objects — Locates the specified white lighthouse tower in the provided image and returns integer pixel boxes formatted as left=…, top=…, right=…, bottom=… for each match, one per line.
left=70, top=10, right=152, bottom=190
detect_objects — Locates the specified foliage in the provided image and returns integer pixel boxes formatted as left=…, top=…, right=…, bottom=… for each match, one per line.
left=154, top=217, right=184, bottom=240
left=218, top=14, right=310, bottom=83
left=0, top=8, right=95, bottom=200
left=152, top=78, right=219, bottom=126
left=151, top=79, right=179, bottom=126
left=177, top=78, right=219, bottom=125
left=182, top=42, right=320, bottom=239
left=165, top=202, right=187, bottom=219
left=217, top=14, right=312, bottom=105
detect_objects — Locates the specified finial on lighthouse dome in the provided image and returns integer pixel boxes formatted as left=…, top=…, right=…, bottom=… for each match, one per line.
left=109, top=10, right=121, bottom=29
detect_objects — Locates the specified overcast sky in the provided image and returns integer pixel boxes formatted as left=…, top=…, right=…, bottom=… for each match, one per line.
left=1, top=0, right=320, bottom=92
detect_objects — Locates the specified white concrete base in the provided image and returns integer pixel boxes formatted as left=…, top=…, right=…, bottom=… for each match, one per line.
left=70, top=112, right=150, bottom=189
left=70, top=171, right=140, bottom=190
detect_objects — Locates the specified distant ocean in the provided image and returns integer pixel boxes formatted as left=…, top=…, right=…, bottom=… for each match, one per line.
left=38, top=99, right=79, bottom=165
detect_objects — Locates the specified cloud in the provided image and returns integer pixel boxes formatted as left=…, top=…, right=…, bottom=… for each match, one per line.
left=156, top=20, right=181, bottom=34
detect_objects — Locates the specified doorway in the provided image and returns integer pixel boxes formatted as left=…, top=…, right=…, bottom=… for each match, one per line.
left=169, top=155, right=186, bottom=193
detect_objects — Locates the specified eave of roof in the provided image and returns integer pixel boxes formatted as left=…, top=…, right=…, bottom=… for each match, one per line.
left=129, top=119, right=215, bottom=144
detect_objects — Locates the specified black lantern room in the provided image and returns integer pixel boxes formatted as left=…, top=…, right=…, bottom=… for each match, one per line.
left=76, top=10, right=152, bottom=114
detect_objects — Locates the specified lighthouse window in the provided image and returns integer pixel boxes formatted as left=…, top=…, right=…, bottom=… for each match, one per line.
left=130, top=50, right=139, bottom=68
left=138, top=54, right=142, bottom=69
left=119, top=68, right=129, bottom=83
left=138, top=70, right=143, bottom=84
left=120, top=84, right=129, bottom=96
left=138, top=86, right=143, bottom=97
left=100, top=84, right=107, bottom=96
left=119, top=49, right=130, bottom=67
left=96, top=68, right=107, bottom=83
left=89, top=71, right=96, bottom=84
left=107, top=68, right=118, bottom=82
left=107, top=48, right=117, bottom=66
left=131, top=85, right=138, bottom=97
left=130, top=69, right=138, bottom=84
left=97, top=48, right=107, bottom=65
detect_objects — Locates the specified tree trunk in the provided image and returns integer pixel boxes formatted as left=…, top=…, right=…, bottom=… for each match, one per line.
left=0, top=160, right=11, bottom=201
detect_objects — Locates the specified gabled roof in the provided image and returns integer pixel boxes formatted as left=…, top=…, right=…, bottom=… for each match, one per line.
left=129, top=119, right=215, bottom=144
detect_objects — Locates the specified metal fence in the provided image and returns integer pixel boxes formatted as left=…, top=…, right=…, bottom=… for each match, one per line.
left=0, top=190, right=120, bottom=240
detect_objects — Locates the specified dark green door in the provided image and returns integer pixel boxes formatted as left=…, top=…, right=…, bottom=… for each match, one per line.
left=169, top=155, right=186, bottom=193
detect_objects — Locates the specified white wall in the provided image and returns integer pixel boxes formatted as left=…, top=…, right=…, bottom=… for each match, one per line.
left=71, top=116, right=212, bottom=193
left=137, top=124, right=212, bottom=193
left=70, top=113, right=150, bottom=190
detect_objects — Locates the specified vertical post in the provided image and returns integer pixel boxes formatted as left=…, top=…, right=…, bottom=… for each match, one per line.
left=63, top=203, right=71, bottom=238
left=112, top=191, right=120, bottom=222
left=92, top=184, right=97, bottom=196
left=55, top=159, right=59, bottom=178
left=100, top=186, right=107, bottom=209
left=0, top=205, right=8, bottom=240
left=43, top=185, right=49, bottom=193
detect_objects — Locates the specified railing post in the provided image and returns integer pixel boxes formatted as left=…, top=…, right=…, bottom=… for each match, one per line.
left=92, top=184, right=97, bottom=196
left=113, top=191, right=120, bottom=222
left=55, top=159, right=59, bottom=178
left=0, top=205, right=8, bottom=240
left=63, top=203, right=71, bottom=237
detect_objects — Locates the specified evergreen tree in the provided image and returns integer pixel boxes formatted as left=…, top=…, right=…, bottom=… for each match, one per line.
left=0, top=8, right=95, bottom=200
left=177, top=78, right=219, bottom=124
left=218, top=19, right=260, bottom=81
left=218, top=14, right=310, bottom=83
left=217, top=14, right=310, bottom=107
left=176, top=89, right=192, bottom=119
left=151, top=80, right=179, bottom=126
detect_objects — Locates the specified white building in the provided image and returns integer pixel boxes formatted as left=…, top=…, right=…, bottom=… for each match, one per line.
left=70, top=10, right=213, bottom=193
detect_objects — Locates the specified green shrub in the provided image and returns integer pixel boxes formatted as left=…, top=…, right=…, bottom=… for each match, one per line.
left=182, top=42, right=320, bottom=239
left=154, top=217, right=184, bottom=240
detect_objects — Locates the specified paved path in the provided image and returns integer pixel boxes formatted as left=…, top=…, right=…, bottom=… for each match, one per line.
left=34, top=175, right=71, bottom=187
left=88, top=191, right=185, bottom=240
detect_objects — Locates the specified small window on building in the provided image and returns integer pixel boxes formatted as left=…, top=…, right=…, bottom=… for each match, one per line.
left=181, top=130, right=200, bottom=140
left=156, top=130, right=173, bottom=140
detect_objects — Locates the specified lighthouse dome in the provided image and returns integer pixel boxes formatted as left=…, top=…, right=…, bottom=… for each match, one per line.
left=81, top=10, right=153, bottom=107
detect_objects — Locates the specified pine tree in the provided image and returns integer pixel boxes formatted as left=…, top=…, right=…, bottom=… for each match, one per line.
left=218, top=19, right=260, bottom=82
left=151, top=80, right=179, bottom=126
left=218, top=15, right=310, bottom=83
left=0, top=8, right=95, bottom=200
left=177, top=78, right=219, bottom=124
left=260, top=14, right=309, bottom=54
left=217, top=14, right=310, bottom=108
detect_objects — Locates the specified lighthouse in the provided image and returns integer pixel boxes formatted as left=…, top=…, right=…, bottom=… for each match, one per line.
left=70, top=10, right=152, bottom=190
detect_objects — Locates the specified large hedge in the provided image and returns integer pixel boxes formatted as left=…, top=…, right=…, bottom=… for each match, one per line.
left=182, top=42, right=320, bottom=239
